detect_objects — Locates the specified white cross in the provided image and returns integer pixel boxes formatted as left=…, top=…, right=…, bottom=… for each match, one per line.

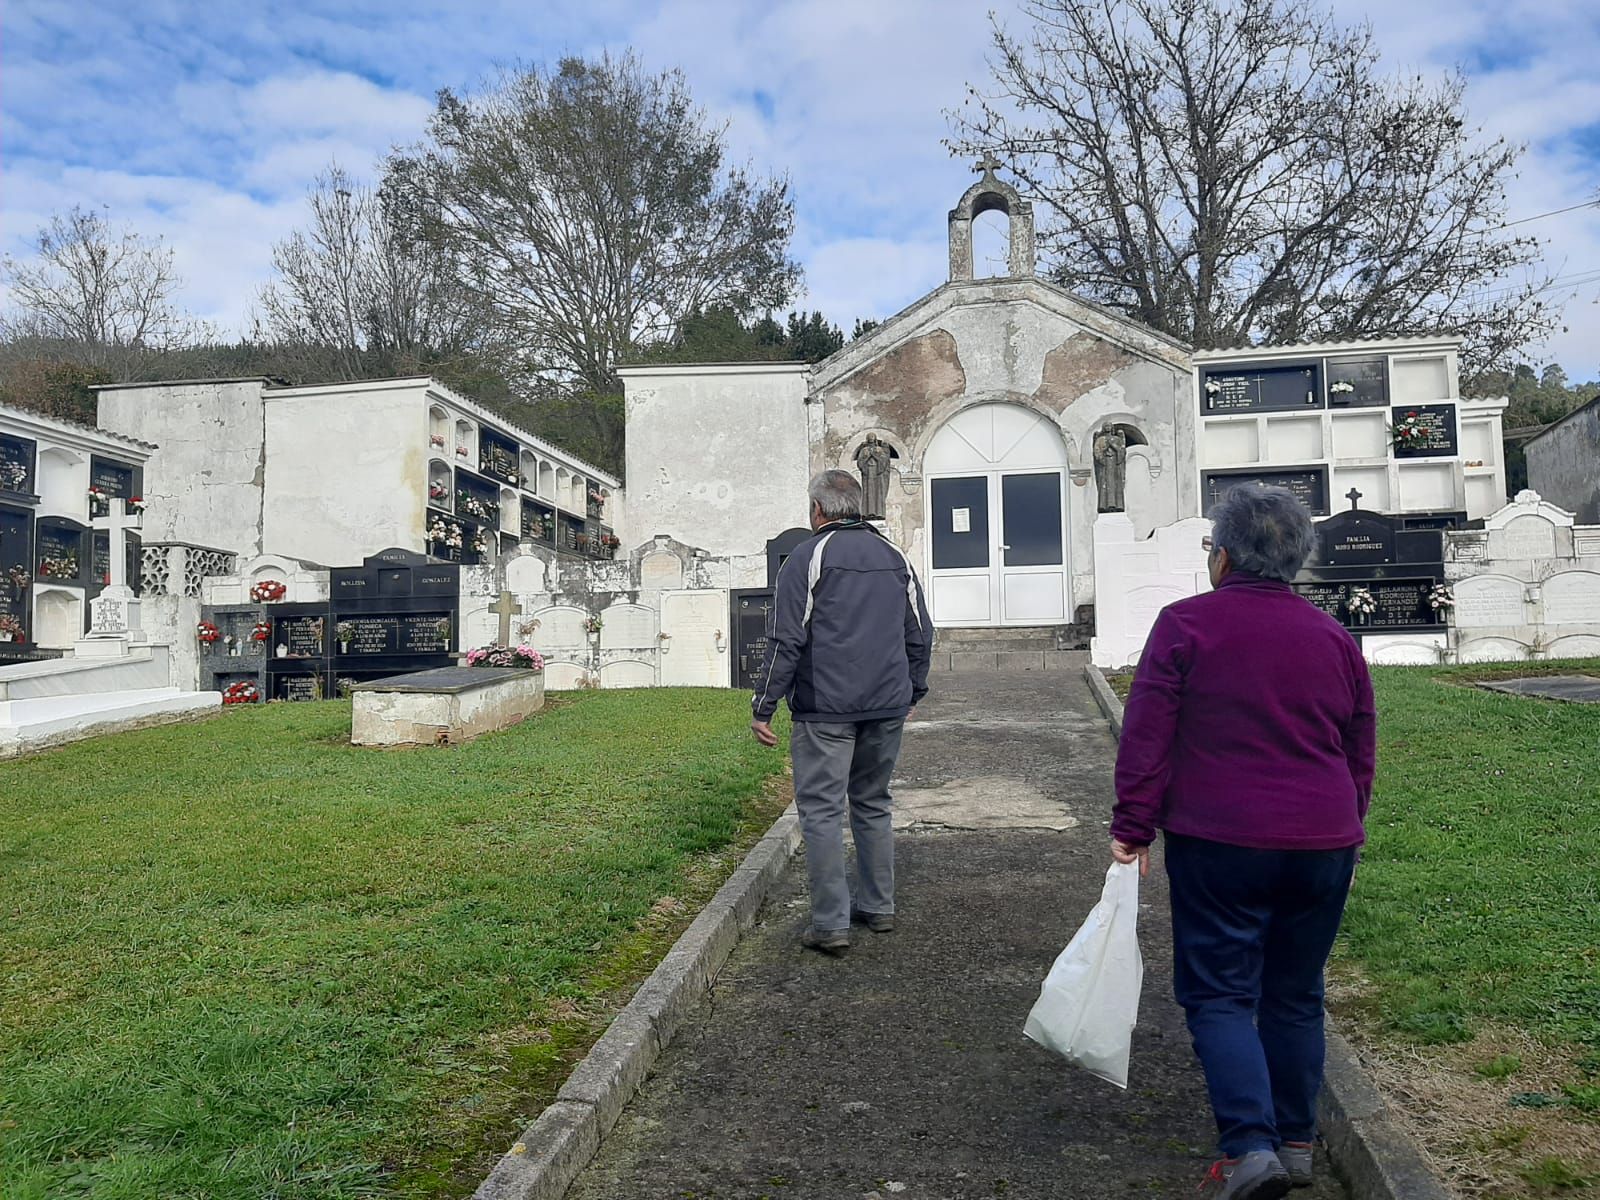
left=91, top=497, right=142, bottom=589
left=490, top=590, right=522, bottom=647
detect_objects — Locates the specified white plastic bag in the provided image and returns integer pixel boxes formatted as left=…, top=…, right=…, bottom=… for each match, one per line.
left=1023, top=861, right=1144, bottom=1088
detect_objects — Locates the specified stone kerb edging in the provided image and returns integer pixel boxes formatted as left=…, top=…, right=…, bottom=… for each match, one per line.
left=473, top=804, right=804, bottom=1200
left=1080, top=663, right=1453, bottom=1200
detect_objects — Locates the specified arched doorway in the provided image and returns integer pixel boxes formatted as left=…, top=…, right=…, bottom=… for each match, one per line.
left=924, top=403, right=1070, bottom=626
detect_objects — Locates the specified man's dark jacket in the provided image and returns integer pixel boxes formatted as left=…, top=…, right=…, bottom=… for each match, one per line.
left=752, top=520, right=933, bottom=723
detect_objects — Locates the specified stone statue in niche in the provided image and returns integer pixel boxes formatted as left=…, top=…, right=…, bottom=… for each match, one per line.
left=854, top=433, right=894, bottom=520
left=1093, top=424, right=1127, bottom=513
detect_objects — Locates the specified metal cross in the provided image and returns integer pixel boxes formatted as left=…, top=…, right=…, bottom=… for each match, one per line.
left=490, top=590, right=522, bottom=647
left=974, top=153, right=1002, bottom=177
left=90, top=497, right=142, bottom=589
left=1346, top=487, right=1363, bottom=511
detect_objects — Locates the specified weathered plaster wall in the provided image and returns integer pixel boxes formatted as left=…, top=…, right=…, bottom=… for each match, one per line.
left=620, top=364, right=811, bottom=558
left=262, top=384, right=423, bottom=565
left=96, top=380, right=269, bottom=553
left=811, top=281, right=1193, bottom=609
left=1527, top=398, right=1600, bottom=525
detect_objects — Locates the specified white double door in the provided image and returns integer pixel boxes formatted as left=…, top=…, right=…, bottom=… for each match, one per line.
left=924, top=404, right=1071, bottom=627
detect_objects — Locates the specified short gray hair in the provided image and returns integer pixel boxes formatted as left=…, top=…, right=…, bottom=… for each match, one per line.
left=808, top=470, right=863, bottom=520
left=1210, top=485, right=1317, bottom=582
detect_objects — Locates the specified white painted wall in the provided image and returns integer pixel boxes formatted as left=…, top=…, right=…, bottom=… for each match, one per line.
left=619, top=364, right=812, bottom=558
left=262, top=382, right=424, bottom=565
left=96, top=380, right=268, bottom=553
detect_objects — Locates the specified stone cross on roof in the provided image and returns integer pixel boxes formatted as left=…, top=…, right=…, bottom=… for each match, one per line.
left=490, top=590, right=522, bottom=647
left=974, top=153, right=1002, bottom=178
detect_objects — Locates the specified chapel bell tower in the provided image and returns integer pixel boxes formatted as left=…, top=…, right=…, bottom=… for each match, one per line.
left=948, top=154, right=1036, bottom=282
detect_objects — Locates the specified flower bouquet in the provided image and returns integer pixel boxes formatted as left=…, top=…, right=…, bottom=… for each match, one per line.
left=250, top=579, right=287, bottom=603
left=465, top=644, right=545, bottom=671
left=429, top=482, right=450, bottom=502
left=39, top=556, right=78, bottom=579
left=584, top=615, right=603, bottom=636
left=430, top=433, right=447, bottom=448
left=222, top=680, right=261, bottom=705
left=1390, top=411, right=1431, bottom=451
left=7, top=564, right=30, bottom=594
left=1346, top=587, right=1377, bottom=621
left=0, top=614, right=25, bottom=643
left=1426, top=583, right=1454, bottom=612
left=0, top=461, right=27, bottom=491
left=197, top=620, right=221, bottom=646
left=251, top=620, right=273, bottom=642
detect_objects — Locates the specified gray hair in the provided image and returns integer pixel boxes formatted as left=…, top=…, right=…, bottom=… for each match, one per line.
left=1210, top=485, right=1317, bottom=581
left=808, top=469, right=863, bottom=520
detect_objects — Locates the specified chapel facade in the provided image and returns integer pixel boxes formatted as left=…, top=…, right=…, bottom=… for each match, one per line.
left=620, top=161, right=1197, bottom=629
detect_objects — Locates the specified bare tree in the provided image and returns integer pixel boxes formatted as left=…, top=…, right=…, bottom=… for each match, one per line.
left=387, top=53, right=801, bottom=395
left=257, top=165, right=498, bottom=381
left=949, top=0, right=1554, bottom=377
left=2, top=207, right=208, bottom=374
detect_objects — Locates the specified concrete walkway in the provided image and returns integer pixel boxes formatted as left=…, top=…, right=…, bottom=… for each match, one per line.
left=567, top=661, right=1349, bottom=1199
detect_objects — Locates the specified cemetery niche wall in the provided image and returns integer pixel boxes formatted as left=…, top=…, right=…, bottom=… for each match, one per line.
left=0, top=403, right=153, bottom=655
left=199, top=549, right=460, bottom=701
left=1194, top=339, right=1507, bottom=525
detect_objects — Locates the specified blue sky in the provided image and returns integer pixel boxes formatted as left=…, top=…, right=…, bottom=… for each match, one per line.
left=3, top=0, right=1598, bottom=375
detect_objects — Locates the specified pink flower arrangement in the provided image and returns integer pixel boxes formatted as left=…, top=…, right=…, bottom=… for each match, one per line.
left=465, top=644, right=544, bottom=671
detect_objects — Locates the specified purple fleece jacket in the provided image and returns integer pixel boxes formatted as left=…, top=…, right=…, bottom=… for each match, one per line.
left=1111, top=572, right=1376, bottom=851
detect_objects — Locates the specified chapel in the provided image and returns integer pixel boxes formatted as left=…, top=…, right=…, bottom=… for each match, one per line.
left=620, top=157, right=1197, bottom=631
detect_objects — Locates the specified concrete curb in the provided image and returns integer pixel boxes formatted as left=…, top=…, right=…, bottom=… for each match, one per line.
left=1081, top=662, right=1454, bottom=1200
left=473, top=804, right=804, bottom=1200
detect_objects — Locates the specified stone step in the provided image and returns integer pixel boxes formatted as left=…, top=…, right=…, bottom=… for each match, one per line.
left=928, top=648, right=1084, bottom=673
left=935, top=625, right=1070, bottom=651
left=0, top=687, right=221, bottom=758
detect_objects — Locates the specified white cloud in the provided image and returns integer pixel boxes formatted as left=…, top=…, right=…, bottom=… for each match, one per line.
left=1, top=0, right=1596, bottom=377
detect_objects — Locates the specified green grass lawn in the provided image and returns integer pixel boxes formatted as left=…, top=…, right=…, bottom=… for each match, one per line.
left=1339, top=660, right=1600, bottom=1054
left=0, top=691, right=788, bottom=1200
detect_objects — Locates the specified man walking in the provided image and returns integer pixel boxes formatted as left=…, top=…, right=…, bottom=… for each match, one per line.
left=750, top=470, right=933, bottom=954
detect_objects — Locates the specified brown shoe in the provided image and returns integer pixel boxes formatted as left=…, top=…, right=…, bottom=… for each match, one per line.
left=800, top=927, right=850, bottom=955
left=851, top=909, right=895, bottom=933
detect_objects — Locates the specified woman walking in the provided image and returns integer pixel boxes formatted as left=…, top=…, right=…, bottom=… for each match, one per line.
left=1110, top=486, right=1376, bottom=1199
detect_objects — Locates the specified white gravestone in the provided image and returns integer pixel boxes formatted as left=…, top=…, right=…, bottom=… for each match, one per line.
left=543, top=661, right=589, bottom=690
left=1091, top=514, right=1212, bottom=668
left=1489, top=514, right=1558, bottom=561
left=534, top=606, right=588, bottom=654
left=1453, top=575, right=1528, bottom=627
left=1543, top=571, right=1600, bottom=625
left=599, top=660, right=657, bottom=688
left=639, top=550, right=685, bottom=591
left=660, top=590, right=726, bottom=687
left=505, top=552, right=548, bottom=595
left=599, top=603, right=657, bottom=651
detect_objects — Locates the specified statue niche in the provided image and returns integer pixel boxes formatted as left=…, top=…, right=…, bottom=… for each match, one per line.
left=1093, top=423, right=1147, bottom=514
left=853, top=433, right=897, bottom=520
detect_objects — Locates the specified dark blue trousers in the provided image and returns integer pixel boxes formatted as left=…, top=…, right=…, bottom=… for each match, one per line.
left=1164, top=832, right=1358, bottom=1157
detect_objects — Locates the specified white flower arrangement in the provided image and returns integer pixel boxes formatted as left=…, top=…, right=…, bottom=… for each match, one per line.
left=1426, top=583, right=1455, bottom=612
left=1204, top=380, right=1221, bottom=395
left=1346, top=586, right=1378, bottom=617
left=427, top=516, right=464, bottom=550
left=1329, top=380, right=1356, bottom=395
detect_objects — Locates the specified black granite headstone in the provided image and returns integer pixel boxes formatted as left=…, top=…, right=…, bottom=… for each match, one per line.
left=479, top=431, right=520, bottom=484
left=0, top=435, right=36, bottom=497
left=1201, top=363, right=1322, bottom=413
left=1390, top=404, right=1458, bottom=458
left=1202, top=467, right=1330, bottom=516
left=89, top=455, right=137, bottom=498
left=766, top=528, right=812, bottom=587
left=731, top=588, right=775, bottom=691
left=1314, top=511, right=1397, bottom=568
left=1325, top=357, right=1388, bottom=408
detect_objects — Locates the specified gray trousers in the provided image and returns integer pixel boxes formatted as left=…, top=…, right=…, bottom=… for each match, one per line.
left=790, top=717, right=905, bottom=933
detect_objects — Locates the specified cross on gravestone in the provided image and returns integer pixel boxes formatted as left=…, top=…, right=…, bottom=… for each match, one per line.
left=90, top=496, right=142, bottom=588
left=974, top=153, right=1002, bottom=177
left=491, top=590, right=522, bottom=647
left=1346, top=487, right=1363, bottom=511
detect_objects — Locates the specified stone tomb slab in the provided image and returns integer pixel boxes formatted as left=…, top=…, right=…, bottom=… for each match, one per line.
left=1475, top=675, right=1600, bottom=704
left=350, top=666, right=545, bottom=746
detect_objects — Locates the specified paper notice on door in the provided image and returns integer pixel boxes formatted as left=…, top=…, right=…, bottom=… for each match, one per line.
left=951, top=507, right=971, bottom=533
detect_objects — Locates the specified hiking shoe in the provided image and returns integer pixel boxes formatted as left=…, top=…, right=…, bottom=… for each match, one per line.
left=1201, top=1150, right=1291, bottom=1199
left=800, top=927, right=850, bottom=955
left=1277, top=1142, right=1314, bottom=1188
left=851, top=909, right=895, bottom=933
